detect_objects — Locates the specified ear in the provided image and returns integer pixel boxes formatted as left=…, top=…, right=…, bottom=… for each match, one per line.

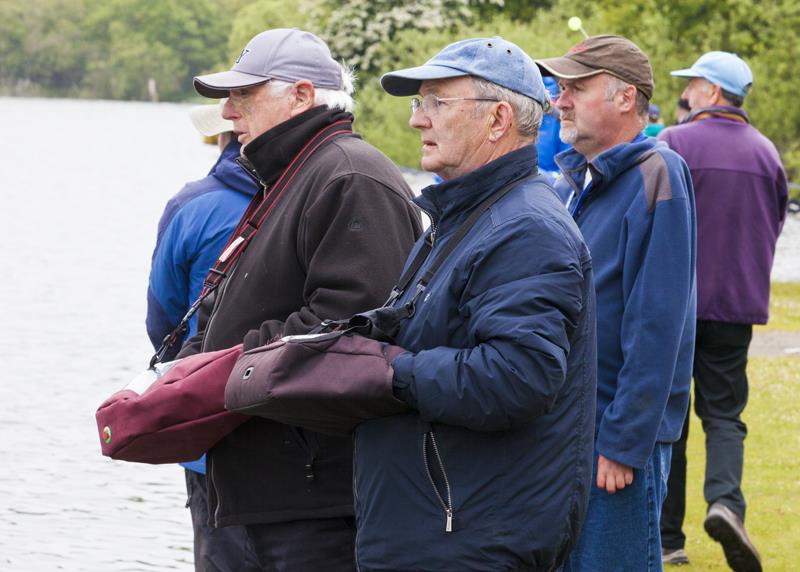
left=707, top=82, right=724, bottom=106
left=289, top=80, right=316, bottom=117
left=487, top=101, right=515, bottom=142
left=617, top=84, right=638, bottom=114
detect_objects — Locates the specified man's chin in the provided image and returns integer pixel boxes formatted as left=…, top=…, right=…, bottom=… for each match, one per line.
left=559, top=127, right=578, bottom=145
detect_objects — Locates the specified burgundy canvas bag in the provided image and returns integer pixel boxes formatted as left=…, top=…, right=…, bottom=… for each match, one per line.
left=225, top=333, right=409, bottom=436
left=96, top=345, right=249, bottom=464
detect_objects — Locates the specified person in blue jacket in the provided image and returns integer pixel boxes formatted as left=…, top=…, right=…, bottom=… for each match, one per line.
left=355, top=37, right=598, bottom=571
left=146, top=103, right=259, bottom=571
left=537, top=36, right=696, bottom=572
left=537, top=76, right=571, bottom=180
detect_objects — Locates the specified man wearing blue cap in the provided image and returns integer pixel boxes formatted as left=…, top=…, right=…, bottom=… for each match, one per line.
left=353, top=37, right=598, bottom=571
left=659, top=51, right=787, bottom=572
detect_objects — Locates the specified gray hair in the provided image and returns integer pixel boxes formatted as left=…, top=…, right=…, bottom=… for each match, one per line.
left=604, top=75, right=649, bottom=120
left=471, top=77, right=545, bottom=142
left=269, top=62, right=356, bottom=112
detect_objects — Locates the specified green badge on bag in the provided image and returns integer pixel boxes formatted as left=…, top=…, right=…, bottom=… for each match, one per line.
left=103, top=426, right=112, bottom=444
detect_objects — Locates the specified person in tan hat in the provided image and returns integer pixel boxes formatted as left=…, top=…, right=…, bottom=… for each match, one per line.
left=536, top=36, right=697, bottom=572
left=146, top=101, right=260, bottom=571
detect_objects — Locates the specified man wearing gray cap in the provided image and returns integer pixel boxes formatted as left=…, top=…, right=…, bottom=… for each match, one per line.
left=536, top=36, right=696, bottom=572
left=179, top=28, right=421, bottom=570
left=659, top=51, right=787, bottom=572
left=353, top=37, right=597, bottom=571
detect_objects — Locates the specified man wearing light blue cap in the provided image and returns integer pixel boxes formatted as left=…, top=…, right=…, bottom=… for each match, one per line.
left=659, top=51, right=787, bottom=572
left=353, top=37, right=598, bottom=571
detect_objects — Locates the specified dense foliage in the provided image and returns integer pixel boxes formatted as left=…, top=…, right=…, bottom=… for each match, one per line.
left=3, top=0, right=798, bottom=180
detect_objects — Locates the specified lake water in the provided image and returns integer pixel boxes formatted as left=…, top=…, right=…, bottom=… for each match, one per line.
left=0, top=97, right=797, bottom=571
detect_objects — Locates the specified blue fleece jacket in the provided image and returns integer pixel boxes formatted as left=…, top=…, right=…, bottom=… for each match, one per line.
left=146, top=140, right=257, bottom=473
left=554, top=136, right=696, bottom=469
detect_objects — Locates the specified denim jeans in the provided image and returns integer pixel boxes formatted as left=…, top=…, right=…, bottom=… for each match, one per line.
left=564, top=443, right=672, bottom=572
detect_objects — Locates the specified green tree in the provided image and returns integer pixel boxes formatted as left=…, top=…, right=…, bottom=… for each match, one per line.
left=82, top=0, right=230, bottom=100
left=318, top=0, right=503, bottom=76
left=0, top=0, right=91, bottom=95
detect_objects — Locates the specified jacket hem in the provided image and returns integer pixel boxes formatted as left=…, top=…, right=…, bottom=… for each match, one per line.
left=215, top=503, right=355, bottom=528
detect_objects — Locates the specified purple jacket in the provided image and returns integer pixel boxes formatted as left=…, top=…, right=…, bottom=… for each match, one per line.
left=659, top=108, right=787, bottom=324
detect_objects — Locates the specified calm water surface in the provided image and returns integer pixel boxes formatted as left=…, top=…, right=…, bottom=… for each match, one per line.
left=0, top=97, right=222, bottom=571
left=0, top=96, right=797, bottom=571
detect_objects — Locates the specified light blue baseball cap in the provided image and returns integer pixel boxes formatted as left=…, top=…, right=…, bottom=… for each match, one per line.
left=671, top=51, right=753, bottom=97
left=380, top=36, right=546, bottom=104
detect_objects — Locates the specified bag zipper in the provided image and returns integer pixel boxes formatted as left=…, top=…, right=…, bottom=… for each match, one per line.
left=423, top=430, right=454, bottom=532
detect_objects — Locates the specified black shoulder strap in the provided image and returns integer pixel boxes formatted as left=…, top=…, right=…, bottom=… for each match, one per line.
left=385, top=173, right=542, bottom=313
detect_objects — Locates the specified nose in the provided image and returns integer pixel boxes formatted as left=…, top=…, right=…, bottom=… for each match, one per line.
left=555, top=90, right=572, bottom=111
left=222, top=97, right=239, bottom=120
left=409, top=106, right=430, bottom=129
left=680, top=85, right=691, bottom=102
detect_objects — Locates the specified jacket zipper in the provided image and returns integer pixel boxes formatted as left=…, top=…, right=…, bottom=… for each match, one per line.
left=352, top=434, right=362, bottom=572
left=208, top=453, right=222, bottom=527
left=418, top=206, right=437, bottom=247
left=423, top=430, right=454, bottom=532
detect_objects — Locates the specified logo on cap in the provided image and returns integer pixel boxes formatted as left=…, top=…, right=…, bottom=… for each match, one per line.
left=569, top=43, right=589, bottom=54
left=103, top=426, right=112, bottom=444
left=235, top=48, right=251, bottom=65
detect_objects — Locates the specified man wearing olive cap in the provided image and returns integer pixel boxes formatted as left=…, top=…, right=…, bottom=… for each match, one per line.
left=179, top=28, right=422, bottom=570
left=353, top=36, right=597, bottom=571
left=658, top=51, right=787, bottom=572
left=536, top=36, right=696, bottom=571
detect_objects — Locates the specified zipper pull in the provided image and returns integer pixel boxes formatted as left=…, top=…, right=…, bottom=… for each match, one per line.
left=445, top=509, right=453, bottom=533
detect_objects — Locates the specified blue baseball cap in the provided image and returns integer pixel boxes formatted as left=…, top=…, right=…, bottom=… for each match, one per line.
left=380, top=36, right=546, bottom=104
left=671, top=51, right=753, bottom=97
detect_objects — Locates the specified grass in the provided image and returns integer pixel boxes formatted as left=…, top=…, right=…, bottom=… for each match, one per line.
left=679, top=356, right=800, bottom=571
left=677, top=282, right=800, bottom=570
left=754, top=282, right=800, bottom=332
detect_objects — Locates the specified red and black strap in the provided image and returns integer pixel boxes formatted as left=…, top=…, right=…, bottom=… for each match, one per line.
left=149, top=119, right=352, bottom=367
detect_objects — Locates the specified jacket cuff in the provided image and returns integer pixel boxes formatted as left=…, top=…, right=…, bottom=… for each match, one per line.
left=390, top=351, right=417, bottom=408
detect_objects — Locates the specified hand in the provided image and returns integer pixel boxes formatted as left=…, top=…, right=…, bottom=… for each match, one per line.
left=596, top=454, right=633, bottom=494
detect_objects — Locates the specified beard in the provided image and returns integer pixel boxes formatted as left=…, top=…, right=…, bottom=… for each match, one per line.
left=559, top=123, right=578, bottom=144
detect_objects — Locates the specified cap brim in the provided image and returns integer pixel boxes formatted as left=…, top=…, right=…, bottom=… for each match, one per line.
left=189, top=102, right=233, bottom=137
left=670, top=68, right=703, bottom=79
left=380, top=64, right=469, bottom=96
left=193, top=70, right=270, bottom=98
left=535, top=57, right=605, bottom=80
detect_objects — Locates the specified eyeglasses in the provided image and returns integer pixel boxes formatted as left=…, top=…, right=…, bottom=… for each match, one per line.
left=410, top=94, right=499, bottom=116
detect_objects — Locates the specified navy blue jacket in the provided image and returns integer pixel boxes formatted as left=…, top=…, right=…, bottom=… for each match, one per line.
left=354, top=146, right=597, bottom=572
left=146, top=140, right=257, bottom=473
left=554, top=136, right=696, bottom=469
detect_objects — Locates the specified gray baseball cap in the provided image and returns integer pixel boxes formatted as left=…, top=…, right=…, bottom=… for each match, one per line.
left=194, top=28, right=343, bottom=98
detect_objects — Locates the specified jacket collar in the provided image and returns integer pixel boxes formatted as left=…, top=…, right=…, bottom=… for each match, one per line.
left=242, top=106, right=353, bottom=187
left=211, top=140, right=259, bottom=197
left=685, top=105, right=749, bottom=124
left=414, top=145, right=537, bottom=234
left=555, top=134, right=665, bottom=196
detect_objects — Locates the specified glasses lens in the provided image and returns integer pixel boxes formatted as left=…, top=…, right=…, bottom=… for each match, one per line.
left=422, top=94, right=438, bottom=114
left=410, top=97, right=420, bottom=114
